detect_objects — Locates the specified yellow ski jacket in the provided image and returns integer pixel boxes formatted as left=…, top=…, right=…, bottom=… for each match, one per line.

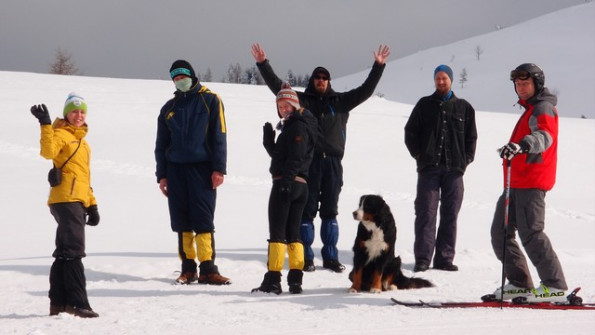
left=40, top=118, right=97, bottom=208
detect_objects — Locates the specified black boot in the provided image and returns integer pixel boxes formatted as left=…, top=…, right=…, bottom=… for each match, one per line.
left=287, top=269, right=303, bottom=294
left=49, top=258, right=66, bottom=314
left=251, top=271, right=282, bottom=295
left=65, top=305, right=99, bottom=318
left=63, top=258, right=93, bottom=312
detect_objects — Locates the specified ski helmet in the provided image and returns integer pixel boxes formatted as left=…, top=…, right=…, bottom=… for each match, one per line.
left=510, top=63, right=545, bottom=92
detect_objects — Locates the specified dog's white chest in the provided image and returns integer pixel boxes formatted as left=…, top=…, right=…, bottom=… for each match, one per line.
left=362, top=221, right=388, bottom=262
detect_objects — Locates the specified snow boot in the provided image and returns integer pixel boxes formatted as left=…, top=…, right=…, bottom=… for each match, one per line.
left=303, top=259, right=315, bottom=272
left=492, top=283, right=532, bottom=301
left=252, top=271, right=282, bottom=295
left=288, top=269, right=303, bottom=294
left=526, top=283, right=567, bottom=303
left=323, top=259, right=345, bottom=273
left=49, top=305, right=65, bottom=316
left=175, top=271, right=198, bottom=285
left=198, top=261, right=231, bottom=285
left=65, top=305, right=99, bottom=318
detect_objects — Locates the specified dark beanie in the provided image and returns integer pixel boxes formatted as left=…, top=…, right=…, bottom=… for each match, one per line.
left=169, top=60, right=196, bottom=80
left=311, top=66, right=331, bottom=80
left=434, top=64, right=453, bottom=82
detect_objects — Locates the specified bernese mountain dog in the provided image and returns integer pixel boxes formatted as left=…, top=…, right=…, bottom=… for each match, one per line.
left=349, top=194, right=433, bottom=293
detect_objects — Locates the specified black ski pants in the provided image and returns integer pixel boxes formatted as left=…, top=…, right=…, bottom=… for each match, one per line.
left=269, top=179, right=308, bottom=243
left=48, top=202, right=92, bottom=309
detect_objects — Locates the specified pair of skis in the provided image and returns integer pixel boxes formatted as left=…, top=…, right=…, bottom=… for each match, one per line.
left=391, top=287, right=595, bottom=310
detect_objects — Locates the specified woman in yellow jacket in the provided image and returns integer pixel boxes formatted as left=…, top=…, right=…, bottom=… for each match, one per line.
left=30, top=92, right=100, bottom=318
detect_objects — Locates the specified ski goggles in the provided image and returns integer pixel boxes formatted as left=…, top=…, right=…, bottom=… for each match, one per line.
left=510, top=69, right=531, bottom=81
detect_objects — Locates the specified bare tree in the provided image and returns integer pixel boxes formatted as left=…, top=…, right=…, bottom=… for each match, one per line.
left=459, top=68, right=468, bottom=88
left=475, top=45, right=484, bottom=61
left=49, top=47, right=80, bottom=75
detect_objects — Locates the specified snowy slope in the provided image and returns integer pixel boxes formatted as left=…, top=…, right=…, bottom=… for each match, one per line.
left=333, top=2, right=595, bottom=119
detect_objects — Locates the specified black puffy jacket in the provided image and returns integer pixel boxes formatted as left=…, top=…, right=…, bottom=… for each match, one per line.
left=268, top=108, right=318, bottom=181
left=257, top=60, right=385, bottom=159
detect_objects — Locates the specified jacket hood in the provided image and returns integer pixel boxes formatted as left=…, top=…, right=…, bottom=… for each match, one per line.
left=524, top=87, right=557, bottom=107
left=284, top=108, right=317, bottom=133
left=305, top=66, right=335, bottom=96
left=52, top=118, right=88, bottom=139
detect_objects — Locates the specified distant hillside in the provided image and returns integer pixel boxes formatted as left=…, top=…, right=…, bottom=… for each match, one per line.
left=333, top=2, right=594, bottom=118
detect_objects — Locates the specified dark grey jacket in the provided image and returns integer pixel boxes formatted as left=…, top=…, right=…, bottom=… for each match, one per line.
left=404, top=91, right=478, bottom=173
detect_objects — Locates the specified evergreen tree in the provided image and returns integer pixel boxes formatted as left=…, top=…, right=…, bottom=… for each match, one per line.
left=286, top=69, right=297, bottom=86
left=226, top=63, right=242, bottom=83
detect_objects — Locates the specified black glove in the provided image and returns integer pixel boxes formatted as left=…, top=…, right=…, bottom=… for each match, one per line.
left=278, top=179, right=293, bottom=201
left=499, top=142, right=523, bottom=160
left=263, top=122, right=276, bottom=155
left=30, top=104, right=52, bottom=125
left=86, top=205, right=100, bottom=226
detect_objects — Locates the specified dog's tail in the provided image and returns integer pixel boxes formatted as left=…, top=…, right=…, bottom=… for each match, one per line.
left=390, top=256, right=434, bottom=289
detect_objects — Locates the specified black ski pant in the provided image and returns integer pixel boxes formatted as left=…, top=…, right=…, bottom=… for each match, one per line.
left=413, top=166, right=464, bottom=267
left=49, top=202, right=91, bottom=309
left=490, top=188, right=567, bottom=290
left=269, top=179, right=308, bottom=243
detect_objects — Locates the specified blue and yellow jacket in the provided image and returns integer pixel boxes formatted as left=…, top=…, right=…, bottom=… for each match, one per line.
left=155, top=82, right=227, bottom=182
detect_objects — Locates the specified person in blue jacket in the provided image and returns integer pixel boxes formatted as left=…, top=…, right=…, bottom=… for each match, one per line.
left=155, top=59, right=230, bottom=285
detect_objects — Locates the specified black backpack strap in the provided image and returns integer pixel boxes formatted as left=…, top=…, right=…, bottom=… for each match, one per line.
left=58, top=140, right=82, bottom=169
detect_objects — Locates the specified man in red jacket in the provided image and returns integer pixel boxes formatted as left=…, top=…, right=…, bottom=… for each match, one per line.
left=490, top=63, right=568, bottom=303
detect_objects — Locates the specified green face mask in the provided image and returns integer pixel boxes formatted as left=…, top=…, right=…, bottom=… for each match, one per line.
left=174, top=77, right=193, bottom=92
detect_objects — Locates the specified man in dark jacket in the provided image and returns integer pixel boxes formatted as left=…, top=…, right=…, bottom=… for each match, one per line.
left=251, top=43, right=390, bottom=272
left=155, top=59, right=230, bottom=285
left=404, top=64, right=477, bottom=273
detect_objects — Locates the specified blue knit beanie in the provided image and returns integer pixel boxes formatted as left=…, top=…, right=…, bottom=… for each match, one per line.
left=434, top=64, right=453, bottom=82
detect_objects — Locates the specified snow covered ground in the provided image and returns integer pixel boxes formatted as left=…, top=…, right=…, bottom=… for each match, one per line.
left=1, top=3, right=594, bottom=334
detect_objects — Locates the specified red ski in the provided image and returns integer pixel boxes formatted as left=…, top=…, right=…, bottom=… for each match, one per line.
left=391, top=298, right=595, bottom=310
left=391, top=287, right=595, bottom=310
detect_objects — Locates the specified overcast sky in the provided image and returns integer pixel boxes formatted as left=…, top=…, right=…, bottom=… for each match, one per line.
left=0, top=0, right=586, bottom=81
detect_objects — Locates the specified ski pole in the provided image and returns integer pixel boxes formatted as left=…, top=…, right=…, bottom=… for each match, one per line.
left=500, top=159, right=512, bottom=308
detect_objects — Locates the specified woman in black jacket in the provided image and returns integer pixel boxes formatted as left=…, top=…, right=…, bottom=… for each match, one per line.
left=252, top=83, right=317, bottom=295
